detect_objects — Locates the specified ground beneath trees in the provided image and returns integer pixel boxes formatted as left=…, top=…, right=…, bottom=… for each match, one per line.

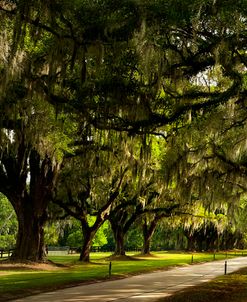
left=0, top=260, right=63, bottom=271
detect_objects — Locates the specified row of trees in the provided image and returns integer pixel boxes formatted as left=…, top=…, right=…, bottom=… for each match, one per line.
left=2, top=191, right=246, bottom=254
left=0, top=0, right=247, bottom=261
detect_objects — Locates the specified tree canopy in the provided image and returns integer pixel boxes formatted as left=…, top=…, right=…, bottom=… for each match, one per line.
left=1, top=0, right=247, bottom=261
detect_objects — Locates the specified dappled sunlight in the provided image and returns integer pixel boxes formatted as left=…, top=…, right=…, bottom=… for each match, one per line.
left=0, top=272, right=10, bottom=276
left=129, top=292, right=172, bottom=300
left=12, top=284, right=173, bottom=301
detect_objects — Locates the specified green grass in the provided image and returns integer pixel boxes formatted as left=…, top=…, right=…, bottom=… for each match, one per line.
left=0, top=251, right=243, bottom=301
left=157, top=267, right=247, bottom=302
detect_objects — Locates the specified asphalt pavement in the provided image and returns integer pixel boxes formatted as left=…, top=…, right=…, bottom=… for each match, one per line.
left=13, top=257, right=247, bottom=302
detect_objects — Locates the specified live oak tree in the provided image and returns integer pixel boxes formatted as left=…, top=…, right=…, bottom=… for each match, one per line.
left=0, top=92, right=64, bottom=261
left=0, top=26, right=77, bottom=261
left=160, top=87, right=247, bottom=250
left=55, top=169, right=127, bottom=262
left=141, top=203, right=180, bottom=255
left=53, top=130, right=130, bottom=262
left=139, top=138, right=181, bottom=255
left=107, top=135, right=180, bottom=256
left=0, top=2, right=88, bottom=261
left=0, top=62, right=76, bottom=261
left=0, top=2, right=73, bottom=261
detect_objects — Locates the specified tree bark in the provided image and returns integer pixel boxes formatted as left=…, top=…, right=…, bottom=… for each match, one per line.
left=109, top=202, right=141, bottom=256
left=142, top=234, right=151, bottom=254
left=109, top=215, right=126, bottom=256
left=142, top=220, right=157, bottom=255
left=79, top=228, right=96, bottom=262
left=186, top=235, right=196, bottom=251
left=1, top=149, right=59, bottom=262
left=12, top=203, right=47, bottom=261
left=142, top=214, right=166, bottom=255
left=113, top=227, right=126, bottom=256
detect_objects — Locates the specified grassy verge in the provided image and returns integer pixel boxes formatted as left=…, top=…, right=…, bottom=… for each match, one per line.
left=157, top=267, right=247, bottom=302
left=0, top=251, right=243, bottom=301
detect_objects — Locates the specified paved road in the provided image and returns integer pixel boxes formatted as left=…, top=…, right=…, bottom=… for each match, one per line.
left=14, top=257, right=247, bottom=302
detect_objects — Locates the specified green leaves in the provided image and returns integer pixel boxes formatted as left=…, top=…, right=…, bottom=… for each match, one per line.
left=0, top=193, right=17, bottom=249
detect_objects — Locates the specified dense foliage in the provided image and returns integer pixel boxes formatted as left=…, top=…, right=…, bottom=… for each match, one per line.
left=0, top=0, right=247, bottom=261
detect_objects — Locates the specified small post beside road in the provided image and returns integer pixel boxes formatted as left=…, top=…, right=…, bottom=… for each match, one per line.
left=191, top=254, right=193, bottom=263
left=224, top=261, right=227, bottom=275
left=213, top=253, right=216, bottom=261
left=109, top=261, right=112, bottom=277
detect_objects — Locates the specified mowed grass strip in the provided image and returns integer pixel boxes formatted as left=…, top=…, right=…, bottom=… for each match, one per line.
left=157, top=267, right=247, bottom=302
left=0, top=251, right=242, bottom=301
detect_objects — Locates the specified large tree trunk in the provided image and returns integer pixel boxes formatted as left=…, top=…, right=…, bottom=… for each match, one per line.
left=142, top=235, right=151, bottom=255
left=109, top=207, right=138, bottom=256
left=12, top=204, right=47, bottom=261
left=142, top=228, right=153, bottom=255
left=113, top=226, right=126, bottom=256
left=2, top=149, right=59, bottom=262
left=142, top=218, right=157, bottom=255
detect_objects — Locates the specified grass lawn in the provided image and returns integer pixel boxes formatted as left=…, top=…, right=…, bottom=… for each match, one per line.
left=157, top=267, right=247, bottom=302
left=0, top=251, right=244, bottom=301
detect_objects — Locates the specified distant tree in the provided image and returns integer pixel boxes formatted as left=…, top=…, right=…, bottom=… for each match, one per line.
left=54, top=131, right=130, bottom=261
left=0, top=193, right=17, bottom=249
